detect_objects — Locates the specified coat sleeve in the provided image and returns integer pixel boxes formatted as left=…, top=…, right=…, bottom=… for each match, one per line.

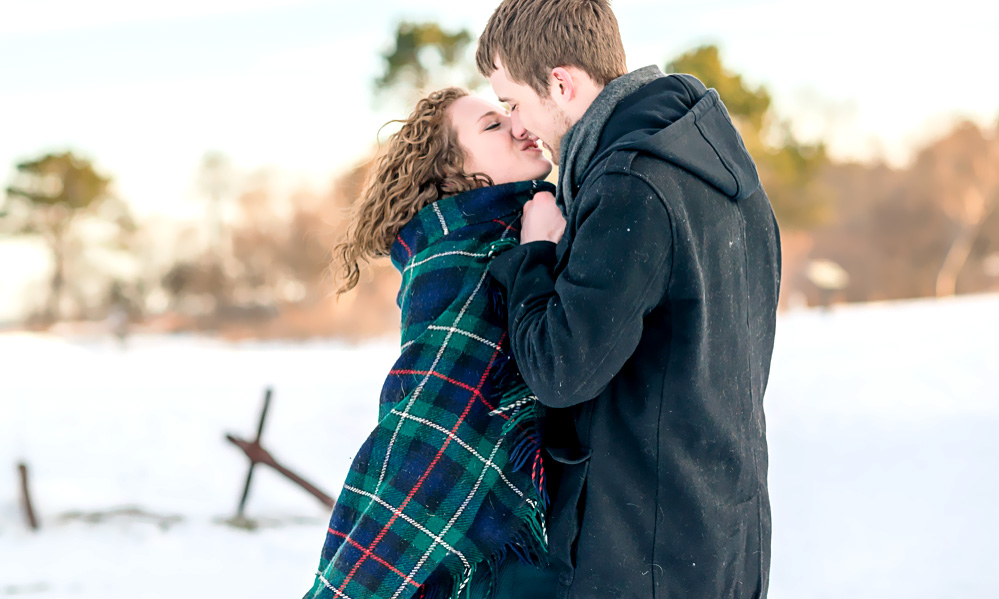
left=488, top=173, right=672, bottom=408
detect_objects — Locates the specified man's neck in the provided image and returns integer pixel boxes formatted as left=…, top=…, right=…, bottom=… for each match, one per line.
left=566, top=83, right=605, bottom=124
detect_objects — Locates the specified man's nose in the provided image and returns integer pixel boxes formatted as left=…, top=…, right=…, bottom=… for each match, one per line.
left=510, top=112, right=530, bottom=140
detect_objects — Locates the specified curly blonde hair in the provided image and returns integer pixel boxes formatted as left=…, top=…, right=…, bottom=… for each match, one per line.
left=334, top=87, right=492, bottom=295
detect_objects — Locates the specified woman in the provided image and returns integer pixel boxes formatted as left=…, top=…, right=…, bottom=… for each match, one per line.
left=304, top=87, right=558, bottom=599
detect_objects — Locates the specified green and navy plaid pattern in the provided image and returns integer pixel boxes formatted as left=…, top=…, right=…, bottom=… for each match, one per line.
left=305, top=180, right=553, bottom=599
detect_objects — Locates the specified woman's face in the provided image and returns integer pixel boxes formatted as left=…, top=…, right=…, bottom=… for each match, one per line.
left=450, top=95, right=553, bottom=185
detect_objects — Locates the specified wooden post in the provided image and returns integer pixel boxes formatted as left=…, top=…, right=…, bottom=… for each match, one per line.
left=18, top=462, right=39, bottom=531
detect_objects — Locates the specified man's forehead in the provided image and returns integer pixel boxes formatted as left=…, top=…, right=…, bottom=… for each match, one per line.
left=490, top=60, right=520, bottom=86
left=489, top=68, right=522, bottom=102
left=487, top=76, right=512, bottom=104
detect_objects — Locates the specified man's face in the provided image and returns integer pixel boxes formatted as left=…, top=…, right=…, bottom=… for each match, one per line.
left=488, top=60, right=573, bottom=165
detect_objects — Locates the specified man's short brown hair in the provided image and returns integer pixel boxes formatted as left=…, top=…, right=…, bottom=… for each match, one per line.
left=476, top=0, right=628, bottom=97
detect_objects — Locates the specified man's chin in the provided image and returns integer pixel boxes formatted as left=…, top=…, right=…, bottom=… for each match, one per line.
left=542, top=141, right=559, bottom=165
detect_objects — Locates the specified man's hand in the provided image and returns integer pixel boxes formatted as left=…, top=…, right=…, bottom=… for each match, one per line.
left=521, top=191, right=566, bottom=244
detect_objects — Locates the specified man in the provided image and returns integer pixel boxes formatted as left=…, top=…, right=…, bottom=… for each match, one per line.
left=476, top=1, right=781, bottom=598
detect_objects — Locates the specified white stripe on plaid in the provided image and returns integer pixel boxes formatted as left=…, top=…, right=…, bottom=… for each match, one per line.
left=488, top=396, right=537, bottom=416
left=317, top=571, right=353, bottom=599
left=403, top=251, right=488, bottom=274
left=376, top=268, right=491, bottom=492
left=526, top=497, right=547, bottom=542
left=342, top=484, right=470, bottom=569
left=425, top=325, right=501, bottom=350
left=389, top=408, right=524, bottom=499
left=390, top=436, right=507, bottom=599
left=432, top=202, right=450, bottom=235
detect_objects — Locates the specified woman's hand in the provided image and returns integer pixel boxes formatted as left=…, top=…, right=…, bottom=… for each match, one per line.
left=521, top=191, right=566, bottom=244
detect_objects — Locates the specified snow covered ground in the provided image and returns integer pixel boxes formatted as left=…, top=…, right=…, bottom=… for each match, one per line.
left=1, top=294, right=996, bottom=598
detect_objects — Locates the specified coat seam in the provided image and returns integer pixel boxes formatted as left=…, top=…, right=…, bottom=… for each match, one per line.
left=692, top=94, right=742, bottom=200
left=610, top=164, right=677, bottom=294
left=737, top=205, right=766, bottom=591
left=608, top=157, right=677, bottom=599
left=561, top=171, right=672, bottom=404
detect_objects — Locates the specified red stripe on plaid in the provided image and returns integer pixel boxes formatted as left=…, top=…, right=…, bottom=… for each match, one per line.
left=388, top=369, right=484, bottom=398
left=388, top=369, right=508, bottom=420
left=533, top=451, right=544, bottom=491
left=397, top=235, right=413, bottom=258
left=338, top=336, right=507, bottom=592
left=474, top=335, right=505, bottom=389
left=327, top=528, right=421, bottom=588
left=492, top=218, right=515, bottom=233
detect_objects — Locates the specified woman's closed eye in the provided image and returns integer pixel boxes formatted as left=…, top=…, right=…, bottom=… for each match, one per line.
left=484, top=121, right=501, bottom=132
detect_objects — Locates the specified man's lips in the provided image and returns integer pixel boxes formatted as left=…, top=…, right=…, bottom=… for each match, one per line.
left=521, top=140, right=542, bottom=152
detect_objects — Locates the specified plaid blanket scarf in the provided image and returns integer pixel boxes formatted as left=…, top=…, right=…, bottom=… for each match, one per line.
left=305, top=180, right=554, bottom=599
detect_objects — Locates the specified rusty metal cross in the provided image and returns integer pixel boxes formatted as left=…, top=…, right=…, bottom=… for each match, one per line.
left=225, top=387, right=336, bottom=519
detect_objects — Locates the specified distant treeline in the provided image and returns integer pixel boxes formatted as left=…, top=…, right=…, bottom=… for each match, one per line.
left=2, top=34, right=996, bottom=338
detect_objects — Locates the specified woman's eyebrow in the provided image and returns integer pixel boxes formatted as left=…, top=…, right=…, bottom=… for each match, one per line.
left=478, top=110, right=502, bottom=122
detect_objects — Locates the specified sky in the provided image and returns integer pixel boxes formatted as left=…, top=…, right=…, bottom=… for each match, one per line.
left=1, top=0, right=997, bottom=319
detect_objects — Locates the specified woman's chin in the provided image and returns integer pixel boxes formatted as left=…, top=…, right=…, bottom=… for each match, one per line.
left=528, top=161, right=553, bottom=181
left=491, top=161, right=552, bottom=186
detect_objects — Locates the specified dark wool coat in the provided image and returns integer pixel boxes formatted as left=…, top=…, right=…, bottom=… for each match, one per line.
left=489, top=74, right=781, bottom=599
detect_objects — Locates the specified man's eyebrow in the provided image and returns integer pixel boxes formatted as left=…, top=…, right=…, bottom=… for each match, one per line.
left=496, top=97, right=511, bottom=105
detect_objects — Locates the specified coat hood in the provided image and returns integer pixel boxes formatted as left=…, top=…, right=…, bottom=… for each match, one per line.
left=589, top=73, right=761, bottom=201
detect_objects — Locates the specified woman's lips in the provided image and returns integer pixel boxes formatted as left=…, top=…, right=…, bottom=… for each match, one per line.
left=521, top=140, right=542, bottom=152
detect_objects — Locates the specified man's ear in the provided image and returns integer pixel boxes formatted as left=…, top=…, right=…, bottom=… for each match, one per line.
left=549, top=67, right=575, bottom=105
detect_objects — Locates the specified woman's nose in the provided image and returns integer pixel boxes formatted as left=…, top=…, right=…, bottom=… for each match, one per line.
left=510, top=112, right=530, bottom=140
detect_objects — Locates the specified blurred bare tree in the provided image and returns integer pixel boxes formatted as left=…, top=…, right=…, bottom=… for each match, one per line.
left=156, top=159, right=402, bottom=339
left=797, top=121, right=999, bottom=304
left=198, top=151, right=233, bottom=255
left=3, top=152, right=135, bottom=323
left=910, top=122, right=999, bottom=296
left=227, top=179, right=330, bottom=308
left=197, top=151, right=235, bottom=312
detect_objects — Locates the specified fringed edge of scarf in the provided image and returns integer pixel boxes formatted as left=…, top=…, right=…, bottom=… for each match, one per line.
left=414, top=360, right=550, bottom=599
left=488, top=347, right=549, bottom=510
left=490, top=391, right=549, bottom=509
left=412, top=503, right=549, bottom=599
left=412, top=500, right=548, bottom=599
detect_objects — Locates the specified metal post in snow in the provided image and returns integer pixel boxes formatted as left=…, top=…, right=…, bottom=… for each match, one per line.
left=225, top=387, right=336, bottom=522
left=235, top=387, right=272, bottom=519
